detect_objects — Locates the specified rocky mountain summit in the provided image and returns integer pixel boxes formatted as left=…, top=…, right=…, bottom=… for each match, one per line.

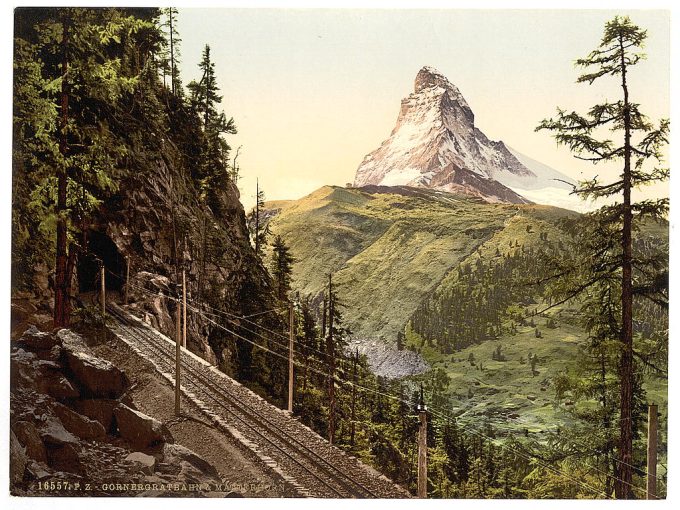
left=353, top=66, right=574, bottom=204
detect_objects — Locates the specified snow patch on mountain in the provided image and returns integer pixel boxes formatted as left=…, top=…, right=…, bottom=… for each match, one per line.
left=509, top=187, right=597, bottom=213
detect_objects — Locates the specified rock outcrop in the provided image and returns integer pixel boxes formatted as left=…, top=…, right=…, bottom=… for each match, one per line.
left=114, top=404, right=174, bottom=450
left=10, top=324, right=226, bottom=497
left=63, top=349, right=129, bottom=399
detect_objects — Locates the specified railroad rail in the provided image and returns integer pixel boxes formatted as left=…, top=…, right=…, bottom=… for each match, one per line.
left=105, top=303, right=409, bottom=498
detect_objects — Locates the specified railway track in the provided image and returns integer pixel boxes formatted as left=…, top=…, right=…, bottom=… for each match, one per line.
left=105, top=303, right=408, bottom=498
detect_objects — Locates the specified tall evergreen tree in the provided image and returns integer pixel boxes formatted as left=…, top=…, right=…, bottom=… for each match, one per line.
left=537, top=16, right=669, bottom=498
left=248, top=179, right=270, bottom=257
left=187, top=44, right=236, bottom=195
left=13, top=8, right=154, bottom=326
left=160, top=7, right=181, bottom=95
left=270, top=235, right=295, bottom=302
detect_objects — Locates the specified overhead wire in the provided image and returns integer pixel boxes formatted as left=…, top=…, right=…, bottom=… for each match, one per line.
left=94, top=256, right=654, bottom=498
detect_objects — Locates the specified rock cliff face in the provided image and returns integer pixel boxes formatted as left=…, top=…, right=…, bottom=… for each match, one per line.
left=353, top=66, right=573, bottom=203
left=80, top=144, right=271, bottom=367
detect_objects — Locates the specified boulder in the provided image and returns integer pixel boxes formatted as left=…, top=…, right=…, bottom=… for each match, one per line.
left=57, top=329, right=91, bottom=353
left=10, top=431, right=28, bottom=484
left=73, top=399, right=119, bottom=432
left=18, top=325, right=61, bottom=351
left=10, top=349, right=80, bottom=400
left=13, top=421, right=47, bottom=463
left=25, top=460, right=53, bottom=480
left=33, top=344, right=64, bottom=364
left=45, top=443, right=84, bottom=475
left=44, top=373, right=80, bottom=400
left=125, top=452, right=157, bottom=475
left=39, top=418, right=79, bottom=446
left=63, top=349, right=129, bottom=398
left=113, top=404, right=173, bottom=450
left=11, top=302, right=37, bottom=328
left=54, top=403, right=106, bottom=441
left=161, top=443, right=218, bottom=480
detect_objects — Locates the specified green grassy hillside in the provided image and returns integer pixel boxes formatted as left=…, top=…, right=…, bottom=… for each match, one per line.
left=266, top=185, right=575, bottom=343
left=266, top=185, right=667, bottom=456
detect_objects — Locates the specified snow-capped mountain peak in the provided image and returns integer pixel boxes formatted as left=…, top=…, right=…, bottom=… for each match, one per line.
left=353, top=66, right=575, bottom=205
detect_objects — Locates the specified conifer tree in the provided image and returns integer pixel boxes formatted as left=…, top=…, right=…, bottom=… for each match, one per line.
left=249, top=179, right=270, bottom=257
left=13, top=8, right=154, bottom=326
left=537, top=16, right=668, bottom=498
left=160, top=7, right=181, bottom=95
left=187, top=44, right=236, bottom=194
left=270, top=235, right=295, bottom=301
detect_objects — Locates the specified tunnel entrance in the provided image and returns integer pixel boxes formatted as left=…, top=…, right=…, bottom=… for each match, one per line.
left=78, top=231, right=126, bottom=293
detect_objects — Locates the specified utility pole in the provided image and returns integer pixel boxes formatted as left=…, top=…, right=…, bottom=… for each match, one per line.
left=327, top=274, right=336, bottom=445
left=182, top=268, right=187, bottom=348
left=646, top=403, right=658, bottom=499
left=175, top=285, right=181, bottom=416
left=288, top=300, right=295, bottom=413
left=417, top=384, right=428, bottom=499
left=99, top=260, right=106, bottom=317
left=255, top=179, right=260, bottom=256
left=124, top=256, right=130, bottom=306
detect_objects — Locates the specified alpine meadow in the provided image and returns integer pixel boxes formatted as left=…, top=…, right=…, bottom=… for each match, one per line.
left=10, top=8, right=669, bottom=501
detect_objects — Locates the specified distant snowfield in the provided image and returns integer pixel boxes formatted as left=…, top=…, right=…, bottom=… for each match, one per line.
left=510, top=186, right=597, bottom=213
left=378, top=166, right=422, bottom=186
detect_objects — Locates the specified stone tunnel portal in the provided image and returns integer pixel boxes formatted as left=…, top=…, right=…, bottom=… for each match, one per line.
left=78, top=231, right=126, bottom=293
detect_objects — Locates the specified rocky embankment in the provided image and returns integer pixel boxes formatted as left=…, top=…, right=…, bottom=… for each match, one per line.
left=10, top=324, right=232, bottom=497
left=346, top=338, right=429, bottom=379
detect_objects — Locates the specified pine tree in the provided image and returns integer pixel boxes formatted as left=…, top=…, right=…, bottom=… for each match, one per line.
left=187, top=44, right=236, bottom=195
left=13, top=8, right=153, bottom=326
left=248, top=179, right=271, bottom=257
left=160, top=7, right=181, bottom=95
left=537, top=16, right=668, bottom=498
left=270, top=235, right=295, bottom=302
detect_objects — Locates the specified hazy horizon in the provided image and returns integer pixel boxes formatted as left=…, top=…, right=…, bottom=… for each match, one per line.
left=177, top=9, right=670, bottom=211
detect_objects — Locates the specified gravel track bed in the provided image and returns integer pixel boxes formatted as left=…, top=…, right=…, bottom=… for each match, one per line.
left=106, top=304, right=409, bottom=499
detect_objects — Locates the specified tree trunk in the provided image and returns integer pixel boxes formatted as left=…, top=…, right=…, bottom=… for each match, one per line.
left=54, top=13, right=70, bottom=328
left=616, top=32, right=635, bottom=500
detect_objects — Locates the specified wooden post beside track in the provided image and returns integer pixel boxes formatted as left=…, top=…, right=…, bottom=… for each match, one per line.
left=124, top=256, right=130, bottom=306
left=417, top=385, right=428, bottom=499
left=646, top=403, right=658, bottom=499
left=288, top=300, right=295, bottom=413
left=182, top=269, right=187, bottom=348
left=100, top=261, right=106, bottom=317
left=175, top=286, right=181, bottom=416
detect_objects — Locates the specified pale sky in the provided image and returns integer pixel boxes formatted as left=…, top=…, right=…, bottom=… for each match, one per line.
left=176, top=9, right=670, bottom=210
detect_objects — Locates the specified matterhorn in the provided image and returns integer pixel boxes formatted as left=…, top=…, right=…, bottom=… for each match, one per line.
left=353, top=66, right=574, bottom=204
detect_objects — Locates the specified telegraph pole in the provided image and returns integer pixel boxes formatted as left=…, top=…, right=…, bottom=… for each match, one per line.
left=175, top=285, right=181, bottom=416
left=327, top=274, right=336, bottom=445
left=124, top=256, right=130, bottom=306
left=182, top=268, right=187, bottom=348
left=99, top=260, right=106, bottom=317
left=646, top=403, right=658, bottom=499
left=417, top=384, right=428, bottom=499
left=350, top=348, right=358, bottom=448
left=288, top=300, right=295, bottom=413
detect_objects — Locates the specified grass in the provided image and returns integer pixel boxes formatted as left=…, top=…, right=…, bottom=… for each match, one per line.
left=268, top=186, right=519, bottom=341
left=268, top=184, right=667, bottom=453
